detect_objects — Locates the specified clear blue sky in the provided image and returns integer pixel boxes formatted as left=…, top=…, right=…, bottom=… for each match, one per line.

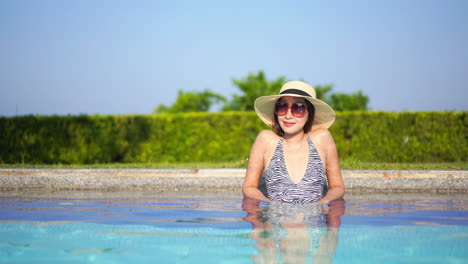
left=1, top=0, right=467, bottom=116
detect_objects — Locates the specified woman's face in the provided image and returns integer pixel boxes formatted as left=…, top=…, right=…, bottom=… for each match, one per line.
left=276, top=96, right=309, bottom=136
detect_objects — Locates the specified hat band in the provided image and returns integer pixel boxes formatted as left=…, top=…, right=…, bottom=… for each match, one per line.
left=280, top=89, right=311, bottom=97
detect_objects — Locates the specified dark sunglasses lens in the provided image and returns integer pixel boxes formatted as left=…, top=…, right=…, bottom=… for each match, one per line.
left=292, top=103, right=306, bottom=117
left=275, top=102, right=288, bottom=116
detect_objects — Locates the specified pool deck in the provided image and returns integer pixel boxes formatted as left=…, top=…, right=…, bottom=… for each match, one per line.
left=0, top=168, right=467, bottom=192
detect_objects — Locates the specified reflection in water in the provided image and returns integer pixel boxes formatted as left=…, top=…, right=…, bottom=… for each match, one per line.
left=243, top=199, right=345, bottom=264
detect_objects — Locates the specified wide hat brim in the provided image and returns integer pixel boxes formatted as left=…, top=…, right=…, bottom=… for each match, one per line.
left=254, top=93, right=336, bottom=131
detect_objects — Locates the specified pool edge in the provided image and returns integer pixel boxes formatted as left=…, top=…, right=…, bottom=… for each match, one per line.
left=0, top=168, right=467, bottom=192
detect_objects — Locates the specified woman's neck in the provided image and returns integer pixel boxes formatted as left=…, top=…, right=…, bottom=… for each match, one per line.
left=282, top=131, right=307, bottom=145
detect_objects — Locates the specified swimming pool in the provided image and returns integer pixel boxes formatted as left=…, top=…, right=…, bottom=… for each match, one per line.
left=0, top=191, right=466, bottom=263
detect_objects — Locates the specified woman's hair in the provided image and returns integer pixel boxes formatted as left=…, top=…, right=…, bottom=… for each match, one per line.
left=272, top=98, right=315, bottom=135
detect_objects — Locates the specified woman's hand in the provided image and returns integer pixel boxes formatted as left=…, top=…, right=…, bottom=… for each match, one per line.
left=318, top=198, right=330, bottom=205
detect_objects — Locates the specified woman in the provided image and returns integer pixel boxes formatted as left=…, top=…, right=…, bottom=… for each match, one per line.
left=242, top=80, right=345, bottom=204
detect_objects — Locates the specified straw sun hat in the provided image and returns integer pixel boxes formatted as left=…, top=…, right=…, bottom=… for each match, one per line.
left=254, top=80, right=336, bottom=131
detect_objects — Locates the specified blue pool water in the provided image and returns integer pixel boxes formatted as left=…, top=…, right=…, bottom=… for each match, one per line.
left=0, top=191, right=466, bottom=263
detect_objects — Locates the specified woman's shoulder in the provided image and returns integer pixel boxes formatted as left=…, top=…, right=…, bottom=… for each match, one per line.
left=257, top=129, right=280, bottom=141
left=307, top=128, right=334, bottom=143
left=307, top=128, right=332, bottom=137
left=254, top=130, right=280, bottom=149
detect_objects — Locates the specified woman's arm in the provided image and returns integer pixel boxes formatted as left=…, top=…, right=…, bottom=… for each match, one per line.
left=313, top=129, right=345, bottom=204
left=242, top=130, right=273, bottom=201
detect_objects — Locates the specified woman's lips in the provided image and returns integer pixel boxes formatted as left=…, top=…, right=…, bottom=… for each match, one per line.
left=283, top=121, right=295, bottom=127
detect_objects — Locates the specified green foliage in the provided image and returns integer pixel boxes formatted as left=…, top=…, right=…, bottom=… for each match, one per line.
left=330, top=90, right=369, bottom=111
left=0, top=112, right=466, bottom=164
left=0, top=115, right=151, bottom=164
left=313, top=85, right=333, bottom=103
left=221, top=71, right=369, bottom=111
left=222, top=71, right=285, bottom=111
left=154, top=89, right=226, bottom=113
left=315, top=85, right=369, bottom=111
left=331, top=111, right=467, bottom=162
left=135, top=112, right=261, bottom=163
left=154, top=72, right=369, bottom=113
left=220, top=71, right=369, bottom=111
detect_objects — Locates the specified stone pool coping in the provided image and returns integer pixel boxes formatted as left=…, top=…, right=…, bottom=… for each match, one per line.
left=0, top=168, right=467, bottom=192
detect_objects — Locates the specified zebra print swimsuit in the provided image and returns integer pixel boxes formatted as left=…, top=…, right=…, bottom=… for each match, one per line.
left=264, top=136, right=327, bottom=204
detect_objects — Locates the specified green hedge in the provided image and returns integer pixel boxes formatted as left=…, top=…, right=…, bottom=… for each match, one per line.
left=0, top=112, right=466, bottom=164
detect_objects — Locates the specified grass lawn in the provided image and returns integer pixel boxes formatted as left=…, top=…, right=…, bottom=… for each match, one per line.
left=1, top=160, right=467, bottom=170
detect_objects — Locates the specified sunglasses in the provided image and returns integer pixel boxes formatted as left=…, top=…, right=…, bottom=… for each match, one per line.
left=274, top=101, right=307, bottom=118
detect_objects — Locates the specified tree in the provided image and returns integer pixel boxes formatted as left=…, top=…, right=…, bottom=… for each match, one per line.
left=313, top=84, right=333, bottom=104
left=222, top=72, right=369, bottom=111
left=154, top=89, right=226, bottom=114
left=314, top=84, right=369, bottom=111
left=330, top=90, right=369, bottom=111
left=222, top=71, right=286, bottom=111
left=153, top=72, right=369, bottom=114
